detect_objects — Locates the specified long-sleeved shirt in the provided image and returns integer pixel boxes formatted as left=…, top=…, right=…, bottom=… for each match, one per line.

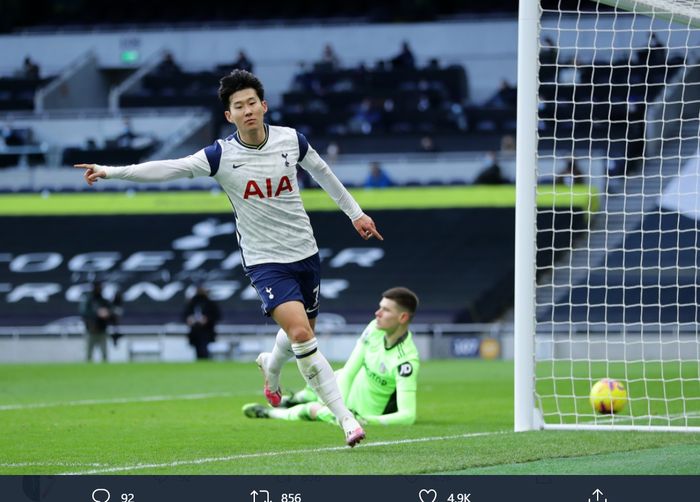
left=336, top=319, right=420, bottom=425
left=100, top=124, right=363, bottom=267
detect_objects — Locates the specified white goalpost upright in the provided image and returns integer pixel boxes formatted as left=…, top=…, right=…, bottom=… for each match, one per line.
left=515, top=0, right=700, bottom=432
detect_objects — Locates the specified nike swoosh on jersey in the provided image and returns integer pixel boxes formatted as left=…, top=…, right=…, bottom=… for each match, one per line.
left=232, top=163, right=245, bottom=169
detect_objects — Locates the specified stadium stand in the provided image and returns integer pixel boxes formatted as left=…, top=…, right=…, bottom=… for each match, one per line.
left=0, top=77, right=53, bottom=111
left=553, top=210, right=700, bottom=324
left=271, top=64, right=472, bottom=152
left=529, top=13, right=700, bottom=330
left=538, top=35, right=683, bottom=175
left=120, top=69, right=221, bottom=117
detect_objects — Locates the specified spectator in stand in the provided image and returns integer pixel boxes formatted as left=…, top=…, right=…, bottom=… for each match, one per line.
left=21, top=56, right=40, bottom=79
left=110, top=118, right=157, bottom=151
left=539, top=36, right=559, bottom=84
left=183, top=284, right=221, bottom=360
left=317, top=43, right=341, bottom=71
left=325, top=141, right=340, bottom=165
left=291, top=61, right=313, bottom=92
left=232, top=50, right=254, bottom=73
left=374, top=60, right=388, bottom=72
left=364, top=162, right=395, bottom=188
left=425, top=58, right=440, bottom=70
left=416, top=94, right=431, bottom=112
left=349, top=98, right=382, bottom=134
left=500, top=134, right=516, bottom=155
left=114, top=118, right=138, bottom=148
left=540, top=36, right=558, bottom=64
left=484, top=79, right=517, bottom=108
left=1, top=121, right=28, bottom=147
left=157, top=51, right=181, bottom=76
left=419, top=135, right=437, bottom=153
left=356, top=61, right=370, bottom=77
left=390, top=41, right=416, bottom=70
left=635, top=32, right=667, bottom=69
left=648, top=33, right=668, bottom=68
left=555, top=158, right=584, bottom=186
left=474, top=151, right=509, bottom=185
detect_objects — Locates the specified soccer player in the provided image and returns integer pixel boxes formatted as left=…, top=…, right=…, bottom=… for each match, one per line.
left=243, top=287, right=420, bottom=426
left=74, top=70, right=382, bottom=447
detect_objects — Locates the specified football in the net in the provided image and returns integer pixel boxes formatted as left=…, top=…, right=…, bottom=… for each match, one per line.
left=589, top=378, right=627, bottom=414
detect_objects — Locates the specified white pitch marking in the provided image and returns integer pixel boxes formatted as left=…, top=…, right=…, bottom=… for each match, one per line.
left=0, top=392, right=238, bottom=411
left=580, top=410, right=700, bottom=425
left=62, top=430, right=509, bottom=475
left=0, top=461, right=108, bottom=468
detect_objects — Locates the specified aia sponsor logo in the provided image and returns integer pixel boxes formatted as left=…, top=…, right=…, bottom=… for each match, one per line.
left=243, top=176, right=293, bottom=199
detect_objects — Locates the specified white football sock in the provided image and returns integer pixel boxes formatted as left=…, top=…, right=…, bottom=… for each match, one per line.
left=292, top=338, right=354, bottom=426
left=264, top=328, right=294, bottom=391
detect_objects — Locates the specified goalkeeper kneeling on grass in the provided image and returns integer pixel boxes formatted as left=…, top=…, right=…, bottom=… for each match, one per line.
left=243, top=287, right=420, bottom=426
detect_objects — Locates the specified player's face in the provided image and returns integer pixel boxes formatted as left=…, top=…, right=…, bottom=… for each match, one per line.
left=225, top=88, right=268, bottom=134
left=375, top=298, right=406, bottom=331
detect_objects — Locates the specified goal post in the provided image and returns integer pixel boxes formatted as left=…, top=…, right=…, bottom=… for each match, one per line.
left=515, top=0, right=700, bottom=432
left=514, top=0, right=540, bottom=432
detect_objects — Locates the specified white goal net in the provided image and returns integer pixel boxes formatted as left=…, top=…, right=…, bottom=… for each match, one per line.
left=515, top=0, right=700, bottom=431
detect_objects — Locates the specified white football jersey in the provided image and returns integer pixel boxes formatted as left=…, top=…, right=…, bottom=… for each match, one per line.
left=101, top=125, right=363, bottom=267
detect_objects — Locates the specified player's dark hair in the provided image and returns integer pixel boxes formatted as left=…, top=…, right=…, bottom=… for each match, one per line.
left=382, top=287, right=419, bottom=316
left=218, top=69, right=265, bottom=108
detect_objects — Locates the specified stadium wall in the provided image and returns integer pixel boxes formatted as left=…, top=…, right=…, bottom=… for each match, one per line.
left=0, top=326, right=506, bottom=363
left=0, top=332, right=422, bottom=364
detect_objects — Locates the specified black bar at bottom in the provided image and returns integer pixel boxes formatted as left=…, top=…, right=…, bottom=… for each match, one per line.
left=2, top=475, right=698, bottom=502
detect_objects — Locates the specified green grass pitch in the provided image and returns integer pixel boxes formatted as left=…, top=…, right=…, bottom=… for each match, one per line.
left=0, top=359, right=698, bottom=475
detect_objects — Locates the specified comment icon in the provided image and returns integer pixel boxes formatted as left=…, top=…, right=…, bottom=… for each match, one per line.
left=91, top=488, right=111, bottom=502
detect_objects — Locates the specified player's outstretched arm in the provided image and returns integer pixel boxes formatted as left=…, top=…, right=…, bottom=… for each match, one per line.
left=74, top=164, right=106, bottom=186
left=352, top=214, right=384, bottom=241
left=74, top=154, right=209, bottom=186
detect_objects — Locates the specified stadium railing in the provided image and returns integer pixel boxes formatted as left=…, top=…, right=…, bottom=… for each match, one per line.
left=2, top=322, right=696, bottom=363
left=0, top=322, right=511, bottom=363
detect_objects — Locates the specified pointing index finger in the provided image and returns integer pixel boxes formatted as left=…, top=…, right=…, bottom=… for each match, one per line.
left=370, top=227, right=384, bottom=241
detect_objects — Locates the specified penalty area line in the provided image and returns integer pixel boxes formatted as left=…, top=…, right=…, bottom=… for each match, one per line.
left=63, top=430, right=509, bottom=475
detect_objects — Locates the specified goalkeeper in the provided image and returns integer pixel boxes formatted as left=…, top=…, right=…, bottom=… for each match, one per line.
left=243, top=286, right=420, bottom=426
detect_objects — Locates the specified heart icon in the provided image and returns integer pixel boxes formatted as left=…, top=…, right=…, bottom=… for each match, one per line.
left=418, top=488, right=438, bottom=502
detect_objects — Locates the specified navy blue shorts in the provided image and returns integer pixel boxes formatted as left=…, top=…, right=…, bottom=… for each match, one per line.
left=245, top=253, right=321, bottom=319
